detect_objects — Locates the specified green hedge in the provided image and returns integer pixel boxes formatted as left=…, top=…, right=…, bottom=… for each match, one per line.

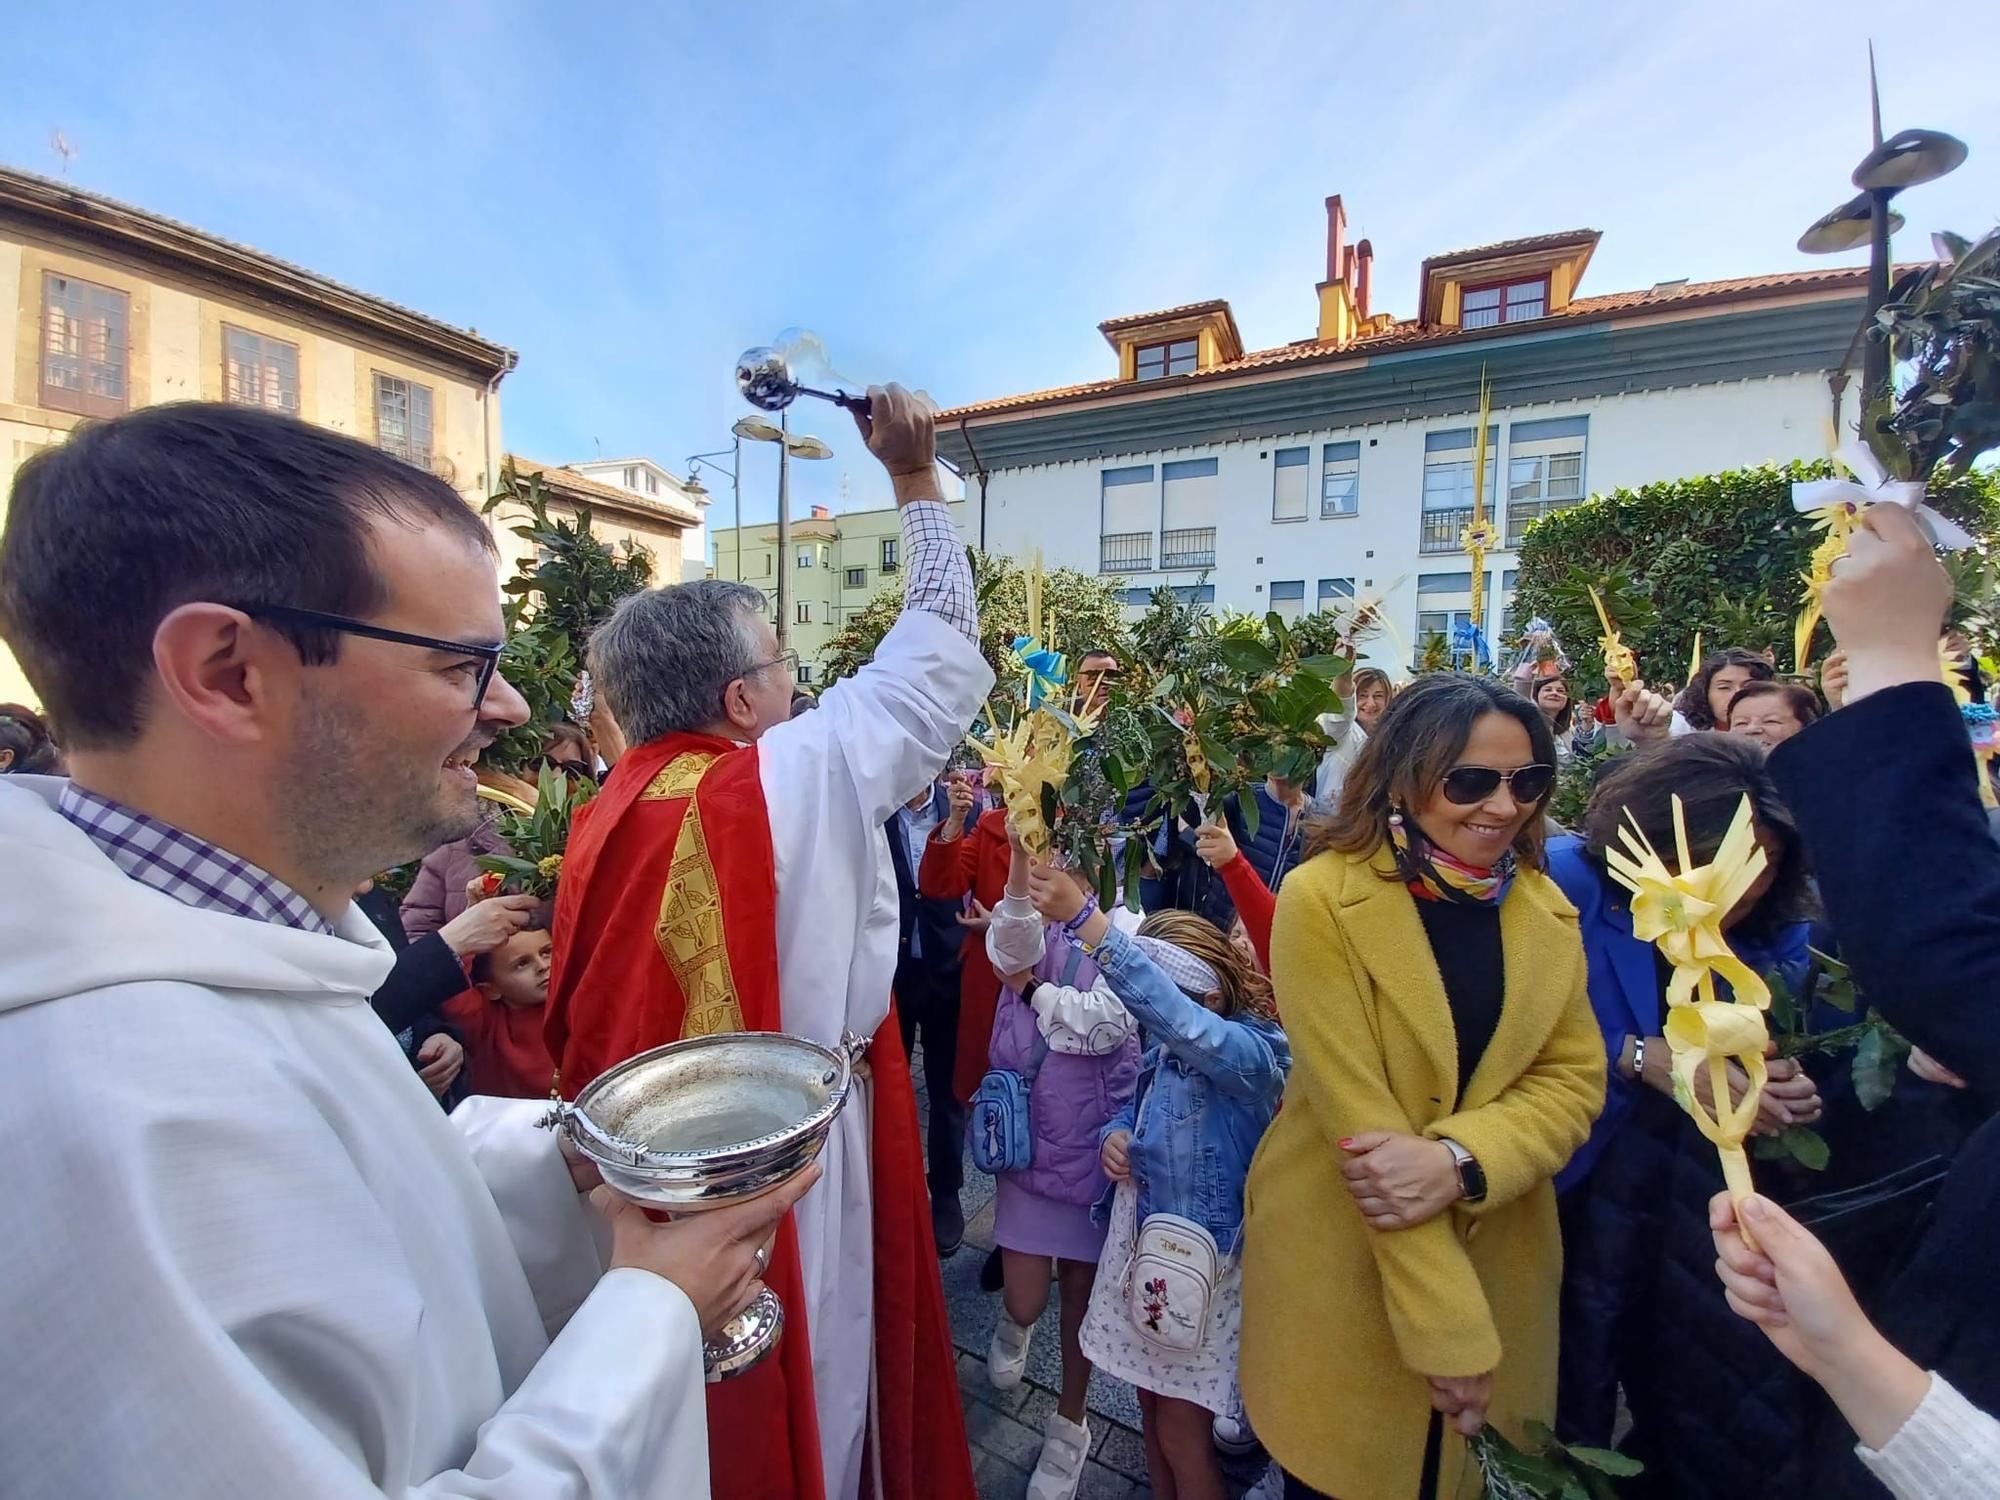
left=1510, top=460, right=2000, bottom=693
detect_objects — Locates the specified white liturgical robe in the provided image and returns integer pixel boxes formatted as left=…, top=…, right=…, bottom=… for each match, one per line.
left=754, top=604, right=993, bottom=1495
left=0, top=776, right=711, bottom=1499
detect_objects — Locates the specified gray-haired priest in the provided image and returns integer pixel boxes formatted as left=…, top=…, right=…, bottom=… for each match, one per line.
left=545, top=383, right=991, bottom=1500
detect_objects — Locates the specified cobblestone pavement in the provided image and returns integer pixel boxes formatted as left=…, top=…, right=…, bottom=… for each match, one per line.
left=915, top=1045, right=1268, bottom=1500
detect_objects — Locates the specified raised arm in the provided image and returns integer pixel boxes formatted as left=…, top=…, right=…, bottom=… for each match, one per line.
left=1768, top=502, right=2000, bottom=1098
left=1086, top=919, right=1286, bottom=1100
left=760, top=385, right=994, bottom=828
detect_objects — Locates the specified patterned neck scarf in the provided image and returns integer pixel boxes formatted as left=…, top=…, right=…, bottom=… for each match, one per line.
left=1391, top=814, right=1516, bottom=906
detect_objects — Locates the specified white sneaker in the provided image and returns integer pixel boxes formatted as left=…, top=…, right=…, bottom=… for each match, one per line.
left=1212, top=1407, right=1259, bottom=1456
left=1026, top=1411, right=1092, bottom=1500
left=1243, top=1461, right=1287, bottom=1500
left=987, top=1313, right=1032, bottom=1390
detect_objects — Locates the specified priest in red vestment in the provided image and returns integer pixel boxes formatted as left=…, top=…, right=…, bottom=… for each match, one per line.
left=546, top=385, right=990, bottom=1500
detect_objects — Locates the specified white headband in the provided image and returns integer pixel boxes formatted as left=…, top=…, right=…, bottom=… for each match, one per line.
left=1133, top=935, right=1222, bottom=999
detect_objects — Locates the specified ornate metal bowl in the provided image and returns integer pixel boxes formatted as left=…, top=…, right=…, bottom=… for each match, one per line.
left=548, top=1031, right=853, bottom=1210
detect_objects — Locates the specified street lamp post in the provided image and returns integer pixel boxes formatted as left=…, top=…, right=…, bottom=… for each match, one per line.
left=686, top=435, right=744, bottom=583
left=723, top=415, right=832, bottom=661
left=1797, top=45, right=1967, bottom=426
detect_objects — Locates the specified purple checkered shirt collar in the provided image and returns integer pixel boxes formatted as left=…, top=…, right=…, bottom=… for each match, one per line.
left=57, top=782, right=335, bottom=936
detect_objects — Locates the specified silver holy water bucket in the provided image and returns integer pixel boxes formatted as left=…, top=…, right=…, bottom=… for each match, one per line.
left=543, top=1030, right=860, bottom=1381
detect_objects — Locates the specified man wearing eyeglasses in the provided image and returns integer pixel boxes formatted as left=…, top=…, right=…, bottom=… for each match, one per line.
left=0, top=403, right=803, bottom=1498
left=546, top=384, right=993, bottom=1500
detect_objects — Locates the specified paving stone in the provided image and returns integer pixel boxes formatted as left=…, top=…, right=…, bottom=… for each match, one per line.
left=974, top=1450, right=1032, bottom=1500
left=1095, top=1423, right=1150, bottom=1481
left=1075, top=1460, right=1138, bottom=1499
left=964, top=1402, right=1046, bottom=1473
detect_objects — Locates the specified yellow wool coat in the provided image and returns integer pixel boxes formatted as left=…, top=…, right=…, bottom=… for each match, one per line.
left=1239, top=846, right=1605, bottom=1500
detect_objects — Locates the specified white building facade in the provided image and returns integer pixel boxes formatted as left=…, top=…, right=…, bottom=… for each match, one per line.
left=569, top=457, right=711, bottom=581
left=936, top=206, right=1866, bottom=672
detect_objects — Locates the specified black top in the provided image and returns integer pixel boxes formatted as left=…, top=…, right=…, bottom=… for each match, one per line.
left=1415, top=898, right=1503, bottom=1099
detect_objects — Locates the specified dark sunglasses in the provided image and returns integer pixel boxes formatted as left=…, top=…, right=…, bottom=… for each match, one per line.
left=234, top=604, right=503, bottom=708
left=1441, top=763, right=1556, bottom=806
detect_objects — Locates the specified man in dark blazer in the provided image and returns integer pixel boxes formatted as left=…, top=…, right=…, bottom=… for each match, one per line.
left=1767, top=501, right=2000, bottom=1494
left=887, top=775, right=973, bottom=1254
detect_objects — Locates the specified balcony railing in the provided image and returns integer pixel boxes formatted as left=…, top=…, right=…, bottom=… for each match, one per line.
left=1100, top=531, right=1153, bottom=574
left=1161, top=527, right=1217, bottom=570
left=1419, top=506, right=1471, bottom=554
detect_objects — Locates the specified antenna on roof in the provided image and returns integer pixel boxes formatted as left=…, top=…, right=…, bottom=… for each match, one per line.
left=51, top=131, right=76, bottom=176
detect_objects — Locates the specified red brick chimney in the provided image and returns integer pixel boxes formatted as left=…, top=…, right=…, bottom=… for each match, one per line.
left=1324, top=195, right=1348, bottom=287
left=1354, top=237, right=1374, bottom=320
left=810, top=504, right=830, bottom=519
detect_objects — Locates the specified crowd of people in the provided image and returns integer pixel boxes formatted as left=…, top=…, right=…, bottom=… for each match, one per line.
left=0, top=392, right=1996, bottom=1500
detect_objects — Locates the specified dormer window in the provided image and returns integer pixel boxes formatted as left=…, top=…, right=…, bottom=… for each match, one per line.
left=1136, top=338, right=1199, bottom=381
left=1461, top=277, right=1549, bottom=328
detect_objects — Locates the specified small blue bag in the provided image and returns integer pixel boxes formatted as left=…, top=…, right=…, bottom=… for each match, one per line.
left=968, top=941, right=1085, bottom=1175
left=969, top=1034, right=1046, bottom=1175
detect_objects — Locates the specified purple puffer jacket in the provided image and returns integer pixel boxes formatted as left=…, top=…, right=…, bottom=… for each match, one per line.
left=987, top=932, right=1140, bottom=1207
left=399, top=818, right=512, bottom=939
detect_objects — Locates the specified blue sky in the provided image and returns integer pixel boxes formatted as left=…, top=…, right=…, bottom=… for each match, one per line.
left=3, top=0, right=1995, bottom=540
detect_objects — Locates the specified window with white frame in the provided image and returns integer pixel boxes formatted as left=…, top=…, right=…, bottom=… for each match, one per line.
left=645, top=471, right=659, bottom=495
left=1318, top=578, right=1356, bottom=612
left=373, top=373, right=434, bottom=468
left=1414, top=571, right=1475, bottom=666
left=797, top=663, right=813, bottom=685
left=1419, top=427, right=1498, bottom=553
left=845, top=567, right=866, bottom=589
left=796, top=601, right=810, bottom=624
left=881, top=538, right=900, bottom=572
left=1505, top=415, right=1588, bottom=547
left=1272, top=447, right=1309, bottom=522
left=623, top=465, right=639, bottom=488
left=1321, top=441, right=1360, bottom=517
left=797, top=548, right=813, bottom=569
left=1100, top=464, right=1156, bottom=572
left=1269, top=580, right=1306, bottom=624
left=223, top=326, right=300, bottom=413
left=1161, top=458, right=1218, bottom=569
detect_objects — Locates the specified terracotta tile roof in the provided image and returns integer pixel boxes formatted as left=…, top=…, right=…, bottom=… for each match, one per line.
left=935, top=263, right=1870, bottom=422
left=506, top=456, right=702, bottom=528
left=0, top=164, right=516, bottom=379
left=1096, top=299, right=1233, bottom=333
left=1420, top=228, right=1600, bottom=270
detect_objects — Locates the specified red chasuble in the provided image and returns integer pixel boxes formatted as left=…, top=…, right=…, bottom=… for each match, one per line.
left=547, top=731, right=975, bottom=1500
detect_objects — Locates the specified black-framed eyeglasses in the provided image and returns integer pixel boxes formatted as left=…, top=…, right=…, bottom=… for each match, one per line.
left=1441, top=763, right=1556, bottom=806
left=235, top=603, right=503, bottom=708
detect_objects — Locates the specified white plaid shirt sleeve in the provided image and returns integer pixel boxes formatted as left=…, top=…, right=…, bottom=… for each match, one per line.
left=899, top=498, right=978, bottom=644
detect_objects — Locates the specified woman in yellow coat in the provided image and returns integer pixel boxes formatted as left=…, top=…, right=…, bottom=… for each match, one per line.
left=1240, top=674, right=1606, bottom=1499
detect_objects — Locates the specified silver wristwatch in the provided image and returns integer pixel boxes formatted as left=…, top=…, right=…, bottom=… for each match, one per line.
left=1440, top=1137, right=1487, bottom=1204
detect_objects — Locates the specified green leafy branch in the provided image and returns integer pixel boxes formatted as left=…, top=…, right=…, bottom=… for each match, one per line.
left=1473, top=1420, right=1641, bottom=1499
left=473, top=762, right=599, bottom=899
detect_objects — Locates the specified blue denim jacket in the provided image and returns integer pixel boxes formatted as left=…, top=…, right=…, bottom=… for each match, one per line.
left=1087, top=924, right=1290, bottom=1249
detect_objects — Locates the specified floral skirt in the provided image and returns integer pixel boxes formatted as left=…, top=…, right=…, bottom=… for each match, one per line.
left=1078, top=1180, right=1245, bottom=1415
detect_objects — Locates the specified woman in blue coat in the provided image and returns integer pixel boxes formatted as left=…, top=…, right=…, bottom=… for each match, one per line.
left=1546, top=734, right=1822, bottom=1472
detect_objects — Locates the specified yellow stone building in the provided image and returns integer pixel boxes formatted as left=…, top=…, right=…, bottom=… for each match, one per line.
left=710, top=498, right=969, bottom=687
left=498, top=456, right=701, bottom=593
left=0, top=165, right=517, bottom=706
